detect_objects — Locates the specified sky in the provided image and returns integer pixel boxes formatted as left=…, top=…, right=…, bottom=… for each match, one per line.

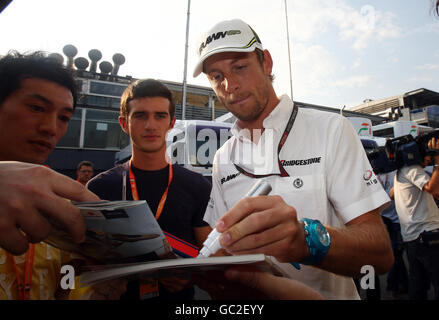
left=0, top=0, right=438, bottom=110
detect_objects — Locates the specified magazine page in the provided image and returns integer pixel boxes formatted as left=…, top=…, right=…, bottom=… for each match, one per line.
left=44, top=200, right=174, bottom=262
left=79, top=254, right=286, bottom=286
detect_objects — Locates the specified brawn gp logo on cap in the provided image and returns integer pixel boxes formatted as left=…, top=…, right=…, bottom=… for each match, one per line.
left=198, top=30, right=242, bottom=55
left=193, top=19, right=264, bottom=77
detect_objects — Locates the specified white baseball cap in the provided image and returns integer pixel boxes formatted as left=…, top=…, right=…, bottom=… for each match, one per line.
left=193, top=19, right=263, bottom=77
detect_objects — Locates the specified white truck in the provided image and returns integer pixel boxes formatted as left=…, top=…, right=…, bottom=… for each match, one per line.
left=347, top=117, right=387, bottom=147
left=166, top=119, right=232, bottom=177
left=372, top=120, right=420, bottom=139
left=115, top=119, right=233, bottom=178
left=347, top=117, right=373, bottom=137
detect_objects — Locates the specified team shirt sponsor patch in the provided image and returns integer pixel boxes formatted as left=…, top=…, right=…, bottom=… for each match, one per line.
left=280, top=157, right=322, bottom=166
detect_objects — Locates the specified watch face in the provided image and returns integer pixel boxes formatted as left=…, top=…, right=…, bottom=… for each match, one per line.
left=316, top=225, right=330, bottom=246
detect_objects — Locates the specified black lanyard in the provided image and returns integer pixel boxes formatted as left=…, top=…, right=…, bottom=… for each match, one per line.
left=233, top=104, right=298, bottom=178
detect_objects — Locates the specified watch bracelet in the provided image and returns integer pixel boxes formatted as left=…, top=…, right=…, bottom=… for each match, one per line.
left=299, top=218, right=330, bottom=266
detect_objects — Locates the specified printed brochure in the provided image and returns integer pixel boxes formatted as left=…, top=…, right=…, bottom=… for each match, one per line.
left=45, top=200, right=174, bottom=262
left=79, top=254, right=284, bottom=286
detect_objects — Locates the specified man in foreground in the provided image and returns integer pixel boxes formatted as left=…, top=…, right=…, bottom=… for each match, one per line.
left=194, top=19, right=393, bottom=299
left=0, top=51, right=123, bottom=299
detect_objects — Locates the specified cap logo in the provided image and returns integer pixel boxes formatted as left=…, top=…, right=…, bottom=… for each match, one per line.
left=198, top=30, right=242, bottom=55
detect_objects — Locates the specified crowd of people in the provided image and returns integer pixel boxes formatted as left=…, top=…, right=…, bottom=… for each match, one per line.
left=0, top=0, right=438, bottom=301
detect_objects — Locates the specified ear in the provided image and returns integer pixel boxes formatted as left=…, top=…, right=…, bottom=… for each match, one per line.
left=263, top=49, right=273, bottom=77
left=119, top=116, right=129, bottom=134
left=169, top=117, right=176, bottom=130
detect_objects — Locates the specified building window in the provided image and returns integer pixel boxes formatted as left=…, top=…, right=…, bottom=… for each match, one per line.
left=57, top=108, right=82, bottom=148
left=78, top=95, right=121, bottom=109
left=89, top=81, right=127, bottom=97
left=83, top=109, right=129, bottom=150
left=427, top=105, right=439, bottom=128
left=58, top=108, right=129, bottom=150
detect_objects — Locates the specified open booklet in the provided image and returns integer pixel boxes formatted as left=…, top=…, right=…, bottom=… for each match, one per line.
left=79, top=254, right=285, bottom=287
left=44, top=200, right=176, bottom=263
left=45, top=200, right=287, bottom=287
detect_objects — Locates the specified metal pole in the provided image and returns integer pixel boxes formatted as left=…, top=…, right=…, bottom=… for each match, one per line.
left=284, top=0, right=294, bottom=100
left=182, top=0, right=191, bottom=120
left=210, top=95, right=215, bottom=121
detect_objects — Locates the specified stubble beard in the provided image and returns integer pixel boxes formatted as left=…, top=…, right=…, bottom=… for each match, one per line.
left=225, top=92, right=269, bottom=123
left=231, top=103, right=265, bottom=122
left=223, top=80, right=271, bottom=122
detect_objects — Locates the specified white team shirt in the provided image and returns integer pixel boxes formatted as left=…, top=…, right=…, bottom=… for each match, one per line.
left=204, top=95, right=390, bottom=300
left=394, top=165, right=439, bottom=242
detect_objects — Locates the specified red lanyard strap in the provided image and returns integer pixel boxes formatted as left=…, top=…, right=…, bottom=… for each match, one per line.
left=8, top=243, right=35, bottom=300
left=233, top=104, right=298, bottom=178
left=128, top=160, right=173, bottom=221
left=128, top=161, right=200, bottom=257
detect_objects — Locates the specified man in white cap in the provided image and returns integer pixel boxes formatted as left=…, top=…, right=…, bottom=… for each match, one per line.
left=194, top=19, right=393, bottom=299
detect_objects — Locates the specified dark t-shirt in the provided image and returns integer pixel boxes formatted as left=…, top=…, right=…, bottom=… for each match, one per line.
left=87, top=161, right=211, bottom=300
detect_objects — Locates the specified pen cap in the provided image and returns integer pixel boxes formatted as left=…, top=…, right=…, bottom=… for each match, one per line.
left=245, top=180, right=272, bottom=197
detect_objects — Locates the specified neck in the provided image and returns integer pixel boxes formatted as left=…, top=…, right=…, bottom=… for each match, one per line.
left=131, top=148, right=169, bottom=171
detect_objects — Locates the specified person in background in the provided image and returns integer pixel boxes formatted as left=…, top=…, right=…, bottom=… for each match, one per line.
left=378, top=170, right=408, bottom=298
left=76, top=160, right=94, bottom=185
left=392, top=138, right=439, bottom=300
left=87, top=79, right=212, bottom=300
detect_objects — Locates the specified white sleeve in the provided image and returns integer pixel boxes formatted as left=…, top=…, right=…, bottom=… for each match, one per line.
left=326, top=117, right=390, bottom=223
left=203, top=152, right=228, bottom=228
left=404, top=165, right=430, bottom=190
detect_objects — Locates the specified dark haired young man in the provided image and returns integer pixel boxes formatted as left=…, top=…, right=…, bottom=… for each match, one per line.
left=0, top=51, right=125, bottom=299
left=87, top=79, right=212, bottom=300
